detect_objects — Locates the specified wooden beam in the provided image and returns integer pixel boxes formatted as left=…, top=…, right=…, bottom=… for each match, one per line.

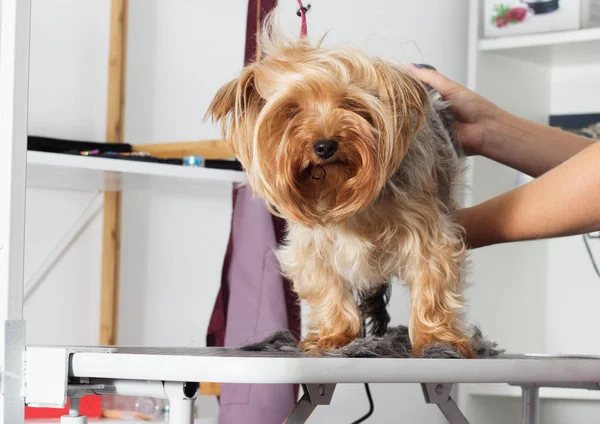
left=106, top=0, right=128, bottom=142
left=199, top=382, right=221, bottom=396
left=99, top=192, right=121, bottom=346
left=100, top=0, right=128, bottom=346
left=133, top=139, right=234, bottom=159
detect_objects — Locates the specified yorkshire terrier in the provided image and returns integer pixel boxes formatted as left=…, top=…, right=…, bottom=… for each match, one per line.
left=206, top=19, right=474, bottom=358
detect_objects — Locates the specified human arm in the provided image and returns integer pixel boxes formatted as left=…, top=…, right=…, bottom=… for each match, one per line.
left=457, top=142, right=600, bottom=249
left=480, top=111, right=595, bottom=178
left=409, top=64, right=595, bottom=177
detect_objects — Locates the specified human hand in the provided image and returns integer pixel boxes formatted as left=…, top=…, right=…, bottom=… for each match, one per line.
left=408, top=63, right=505, bottom=156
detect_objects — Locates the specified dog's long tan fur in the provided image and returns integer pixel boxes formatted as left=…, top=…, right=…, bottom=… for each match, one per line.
left=206, top=16, right=475, bottom=358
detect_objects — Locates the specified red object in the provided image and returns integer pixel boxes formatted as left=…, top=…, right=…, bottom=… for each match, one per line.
left=25, top=396, right=102, bottom=419
left=496, top=14, right=509, bottom=27
left=296, top=0, right=308, bottom=37
left=509, top=7, right=527, bottom=22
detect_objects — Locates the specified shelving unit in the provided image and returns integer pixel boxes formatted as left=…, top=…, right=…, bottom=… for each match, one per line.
left=478, top=27, right=600, bottom=65
left=461, top=0, right=600, bottom=413
left=27, top=151, right=245, bottom=192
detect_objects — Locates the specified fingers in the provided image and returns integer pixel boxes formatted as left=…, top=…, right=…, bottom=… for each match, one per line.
left=408, top=63, right=464, bottom=97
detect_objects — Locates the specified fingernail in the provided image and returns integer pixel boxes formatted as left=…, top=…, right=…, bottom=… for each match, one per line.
left=412, top=63, right=423, bottom=69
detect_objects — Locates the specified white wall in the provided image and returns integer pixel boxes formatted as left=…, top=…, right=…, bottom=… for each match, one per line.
left=276, top=0, right=468, bottom=82
left=28, top=0, right=110, bottom=142
left=551, top=64, right=600, bottom=115
left=24, top=0, right=112, bottom=346
left=124, top=0, right=248, bottom=143
left=24, top=0, right=471, bottom=423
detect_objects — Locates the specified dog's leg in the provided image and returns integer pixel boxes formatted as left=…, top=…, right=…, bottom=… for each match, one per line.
left=406, top=220, right=475, bottom=358
left=295, top=271, right=362, bottom=353
left=358, top=284, right=391, bottom=337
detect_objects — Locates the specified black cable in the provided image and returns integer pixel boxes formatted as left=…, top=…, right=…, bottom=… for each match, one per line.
left=583, top=233, right=600, bottom=278
left=296, top=4, right=311, bottom=16
left=351, top=383, right=374, bottom=424
left=350, top=319, right=375, bottom=423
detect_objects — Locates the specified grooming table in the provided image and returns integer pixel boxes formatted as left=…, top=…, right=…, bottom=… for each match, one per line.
left=24, top=346, right=600, bottom=424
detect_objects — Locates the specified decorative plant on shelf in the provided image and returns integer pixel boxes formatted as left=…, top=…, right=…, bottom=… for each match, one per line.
left=490, top=4, right=528, bottom=27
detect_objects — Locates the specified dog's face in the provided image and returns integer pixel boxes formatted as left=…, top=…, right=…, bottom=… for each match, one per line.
left=207, top=40, right=429, bottom=226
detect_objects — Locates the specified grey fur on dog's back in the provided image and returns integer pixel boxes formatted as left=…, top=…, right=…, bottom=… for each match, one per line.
left=240, top=325, right=503, bottom=359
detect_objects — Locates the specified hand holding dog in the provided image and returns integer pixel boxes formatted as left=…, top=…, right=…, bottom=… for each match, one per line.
left=409, top=63, right=501, bottom=157
left=409, top=65, right=600, bottom=249
left=408, top=64, right=595, bottom=177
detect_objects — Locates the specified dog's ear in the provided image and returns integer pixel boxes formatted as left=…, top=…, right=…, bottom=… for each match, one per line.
left=205, top=66, right=263, bottom=165
left=205, top=66, right=260, bottom=123
left=373, top=61, right=429, bottom=164
left=205, top=77, right=240, bottom=123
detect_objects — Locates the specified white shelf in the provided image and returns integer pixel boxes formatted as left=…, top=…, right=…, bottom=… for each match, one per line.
left=467, top=383, right=600, bottom=401
left=26, top=151, right=246, bottom=192
left=478, top=27, right=600, bottom=66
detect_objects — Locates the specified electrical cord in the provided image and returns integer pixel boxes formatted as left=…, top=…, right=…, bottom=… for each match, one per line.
left=350, top=319, right=375, bottom=423
left=583, top=233, right=600, bottom=278
left=351, top=383, right=375, bottom=424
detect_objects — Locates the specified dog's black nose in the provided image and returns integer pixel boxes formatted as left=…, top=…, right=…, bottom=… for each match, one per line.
left=313, top=140, right=338, bottom=159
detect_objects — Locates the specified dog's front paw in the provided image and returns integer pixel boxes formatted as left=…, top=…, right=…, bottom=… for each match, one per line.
left=316, top=334, right=355, bottom=350
left=450, top=340, right=476, bottom=359
left=299, top=333, right=321, bottom=355
left=299, top=332, right=355, bottom=355
left=412, top=334, right=476, bottom=359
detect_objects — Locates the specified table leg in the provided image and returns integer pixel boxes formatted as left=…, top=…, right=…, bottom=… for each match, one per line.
left=283, top=393, right=317, bottom=424
left=163, top=381, right=199, bottom=424
left=283, top=384, right=337, bottom=424
left=60, top=398, right=88, bottom=424
left=421, top=383, right=470, bottom=424
left=521, top=386, right=540, bottom=424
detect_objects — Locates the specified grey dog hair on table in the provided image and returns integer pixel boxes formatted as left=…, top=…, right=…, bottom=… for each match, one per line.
left=240, top=325, right=504, bottom=359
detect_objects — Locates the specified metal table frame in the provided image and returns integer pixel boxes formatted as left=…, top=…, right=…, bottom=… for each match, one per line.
left=21, top=346, right=600, bottom=424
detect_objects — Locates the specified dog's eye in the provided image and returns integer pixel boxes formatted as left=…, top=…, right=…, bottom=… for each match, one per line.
left=342, top=99, right=374, bottom=126
left=342, top=99, right=361, bottom=110
left=357, top=110, right=374, bottom=126
left=285, top=105, right=299, bottom=119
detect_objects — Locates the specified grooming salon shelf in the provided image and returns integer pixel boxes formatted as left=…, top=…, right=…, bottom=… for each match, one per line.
left=478, top=27, right=600, bottom=66
left=26, top=151, right=246, bottom=192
